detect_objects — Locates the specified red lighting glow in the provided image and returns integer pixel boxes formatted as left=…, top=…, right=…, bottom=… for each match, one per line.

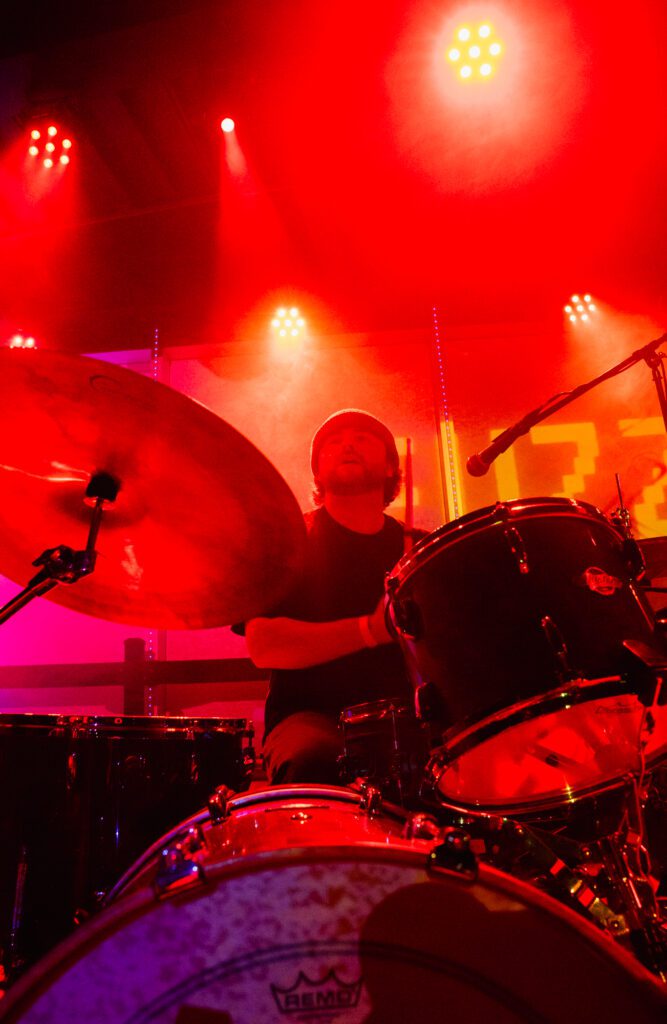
left=47, top=125, right=58, bottom=137
left=220, top=117, right=235, bottom=134
left=447, top=21, right=504, bottom=80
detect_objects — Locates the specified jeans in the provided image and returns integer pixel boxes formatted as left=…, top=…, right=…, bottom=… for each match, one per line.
left=263, top=711, right=344, bottom=785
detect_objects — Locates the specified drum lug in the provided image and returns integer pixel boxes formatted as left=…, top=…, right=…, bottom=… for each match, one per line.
left=403, top=813, right=441, bottom=841
left=540, top=615, right=574, bottom=680
left=357, top=781, right=383, bottom=816
left=207, top=784, right=236, bottom=825
left=428, top=828, right=477, bottom=880
left=155, top=827, right=206, bottom=898
left=503, top=526, right=530, bottom=574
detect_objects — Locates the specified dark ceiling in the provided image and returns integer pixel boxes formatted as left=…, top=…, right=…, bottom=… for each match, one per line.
left=1, top=0, right=666, bottom=353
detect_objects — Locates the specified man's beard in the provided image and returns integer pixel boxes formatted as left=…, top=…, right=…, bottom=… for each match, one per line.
left=318, top=463, right=386, bottom=496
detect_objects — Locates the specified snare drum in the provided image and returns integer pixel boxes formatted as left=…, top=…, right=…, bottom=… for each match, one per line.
left=0, top=713, right=253, bottom=975
left=339, top=698, right=429, bottom=806
left=387, top=497, right=665, bottom=812
left=3, top=787, right=665, bottom=1023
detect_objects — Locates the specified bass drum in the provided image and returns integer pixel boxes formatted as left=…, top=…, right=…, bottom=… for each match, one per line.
left=387, top=497, right=665, bottom=813
left=3, top=786, right=665, bottom=1023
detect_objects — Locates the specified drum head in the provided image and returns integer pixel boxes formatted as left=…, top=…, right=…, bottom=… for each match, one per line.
left=432, top=688, right=660, bottom=812
left=4, top=788, right=665, bottom=1023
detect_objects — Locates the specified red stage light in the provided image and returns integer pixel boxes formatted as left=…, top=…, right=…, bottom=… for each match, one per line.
left=26, top=126, right=73, bottom=168
left=60, top=154, right=70, bottom=166
left=8, top=333, right=37, bottom=349
left=220, top=117, right=235, bottom=134
left=447, top=21, right=504, bottom=81
left=565, top=294, right=597, bottom=324
left=271, top=306, right=307, bottom=346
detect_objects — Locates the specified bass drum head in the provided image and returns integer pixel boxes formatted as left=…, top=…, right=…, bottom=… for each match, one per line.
left=3, top=787, right=665, bottom=1023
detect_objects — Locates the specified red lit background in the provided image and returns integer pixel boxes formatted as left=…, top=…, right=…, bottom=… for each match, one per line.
left=1, top=0, right=667, bottom=722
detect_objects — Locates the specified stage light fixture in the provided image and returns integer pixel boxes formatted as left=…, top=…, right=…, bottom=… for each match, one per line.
left=271, top=306, right=307, bottom=344
left=564, top=294, right=597, bottom=324
left=447, top=21, right=504, bottom=80
left=221, top=117, right=235, bottom=133
left=8, top=333, right=37, bottom=349
left=26, top=123, right=73, bottom=168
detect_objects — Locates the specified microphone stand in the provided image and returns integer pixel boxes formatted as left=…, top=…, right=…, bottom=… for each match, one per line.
left=466, top=332, right=667, bottom=476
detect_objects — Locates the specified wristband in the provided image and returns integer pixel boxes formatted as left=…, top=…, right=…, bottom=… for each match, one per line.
left=358, top=614, right=378, bottom=648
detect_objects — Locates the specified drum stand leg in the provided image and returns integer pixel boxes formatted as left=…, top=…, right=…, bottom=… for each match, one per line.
left=591, top=778, right=667, bottom=981
left=2, top=845, right=28, bottom=984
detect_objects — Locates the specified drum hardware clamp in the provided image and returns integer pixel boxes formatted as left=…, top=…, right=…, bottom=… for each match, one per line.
left=428, top=828, right=477, bottom=880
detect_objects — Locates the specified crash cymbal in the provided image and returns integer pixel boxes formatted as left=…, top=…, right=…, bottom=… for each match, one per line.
left=0, top=348, right=305, bottom=629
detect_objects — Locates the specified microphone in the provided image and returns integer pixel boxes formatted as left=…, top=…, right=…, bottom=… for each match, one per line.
left=466, top=451, right=493, bottom=477
left=466, top=429, right=517, bottom=477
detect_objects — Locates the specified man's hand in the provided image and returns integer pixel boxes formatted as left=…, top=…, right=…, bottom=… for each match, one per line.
left=366, top=594, right=393, bottom=646
left=246, top=597, right=395, bottom=671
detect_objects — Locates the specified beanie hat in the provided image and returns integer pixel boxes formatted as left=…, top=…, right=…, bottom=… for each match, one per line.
left=310, top=409, right=399, bottom=475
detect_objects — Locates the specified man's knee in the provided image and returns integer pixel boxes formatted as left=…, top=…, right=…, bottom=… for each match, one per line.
left=264, top=713, right=343, bottom=785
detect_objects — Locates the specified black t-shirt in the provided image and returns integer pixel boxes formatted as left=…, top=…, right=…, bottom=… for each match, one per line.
left=263, top=507, right=414, bottom=737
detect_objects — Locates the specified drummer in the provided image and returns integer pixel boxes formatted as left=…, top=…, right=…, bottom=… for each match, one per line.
left=244, top=410, right=416, bottom=784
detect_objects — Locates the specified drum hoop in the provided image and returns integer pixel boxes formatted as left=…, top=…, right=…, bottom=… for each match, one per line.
left=40, top=714, right=253, bottom=735
left=436, top=673, right=633, bottom=766
left=104, top=785, right=377, bottom=904
left=428, top=766, right=637, bottom=817
left=388, top=498, right=617, bottom=588
left=340, top=698, right=412, bottom=725
left=0, top=712, right=72, bottom=730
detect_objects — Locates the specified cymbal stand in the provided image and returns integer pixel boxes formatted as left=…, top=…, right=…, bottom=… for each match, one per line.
left=0, top=472, right=119, bottom=626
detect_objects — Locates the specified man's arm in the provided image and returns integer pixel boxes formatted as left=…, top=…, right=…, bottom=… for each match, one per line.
left=245, top=597, right=393, bottom=669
